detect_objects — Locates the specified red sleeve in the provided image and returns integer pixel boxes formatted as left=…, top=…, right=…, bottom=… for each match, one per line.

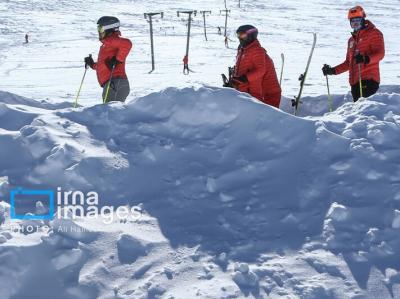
left=91, top=63, right=97, bottom=70
left=334, top=39, right=351, bottom=75
left=367, top=30, right=385, bottom=64
left=115, top=38, right=132, bottom=62
left=246, top=48, right=266, bottom=82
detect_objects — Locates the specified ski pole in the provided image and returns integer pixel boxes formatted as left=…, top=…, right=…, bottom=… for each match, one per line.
left=325, top=75, right=333, bottom=112
left=103, top=65, right=116, bottom=104
left=279, top=53, right=284, bottom=86
left=358, top=64, right=363, bottom=98
left=74, top=55, right=90, bottom=108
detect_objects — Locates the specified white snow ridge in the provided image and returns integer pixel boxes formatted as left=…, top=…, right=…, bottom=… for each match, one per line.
left=0, top=85, right=400, bottom=298
left=1, top=0, right=400, bottom=297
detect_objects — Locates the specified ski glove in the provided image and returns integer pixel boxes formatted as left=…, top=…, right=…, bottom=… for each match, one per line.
left=106, top=56, right=121, bottom=70
left=232, top=75, right=248, bottom=83
left=322, top=64, right=336, bottom=76
left=84, top=56, right=95, bottom=68
left=354, top=53, right=370, bottom=65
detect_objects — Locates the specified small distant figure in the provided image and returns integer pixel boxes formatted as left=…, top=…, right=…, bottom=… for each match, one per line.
left=25, top=33, right=29, bottom=43
left=183, top=55, right=189, bottom=74
left=217, top=27, right=222, bottom=35
left=224, top=36, right=229, bottom=48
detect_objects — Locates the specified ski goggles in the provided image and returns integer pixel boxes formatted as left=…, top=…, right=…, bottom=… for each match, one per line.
left=97, top=22, right=120, bottom=33
left=236, top=28, right=258, bottom=39
left=236, top=32, right=247, bottom=39
left=97, top=25, right=105, bottom=34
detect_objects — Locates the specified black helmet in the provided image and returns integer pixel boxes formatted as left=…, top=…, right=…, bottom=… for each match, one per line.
left=97, top=16, right=120, bottom=40
left=236, top=25, right=258, bottom=47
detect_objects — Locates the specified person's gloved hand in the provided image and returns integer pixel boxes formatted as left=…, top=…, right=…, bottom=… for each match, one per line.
left=322, top=64, right=336, bottom=76
left=232, top=75, right=248, bottom=83
left=106, top=56, right=121, bottom=69
left=84, top=56, right=95, bottom=68
left=354, top=53, right=370, bottom=64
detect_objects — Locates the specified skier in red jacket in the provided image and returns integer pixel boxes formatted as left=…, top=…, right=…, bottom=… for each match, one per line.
left=322, top=6, right=385, bottom=102
left=230, top=25, right=281, bottom=108
left=85, top=16, right=132, bottom=103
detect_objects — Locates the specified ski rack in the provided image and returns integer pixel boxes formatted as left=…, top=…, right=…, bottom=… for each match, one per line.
left=144, top=12, right=164, bottom=73
left=199, top=11, right=211, bottom=41
left=177, top=10, right=197, bottom=75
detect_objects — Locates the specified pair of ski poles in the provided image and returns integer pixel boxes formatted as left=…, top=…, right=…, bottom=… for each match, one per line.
left=324, top=62, right=363, bottom=113
left=74, top=54, right=115, bottom=107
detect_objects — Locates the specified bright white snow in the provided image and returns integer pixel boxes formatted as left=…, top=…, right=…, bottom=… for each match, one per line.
left=0, top=85, right=400, bottom=298
left=1, top=0, right=400, bottom=298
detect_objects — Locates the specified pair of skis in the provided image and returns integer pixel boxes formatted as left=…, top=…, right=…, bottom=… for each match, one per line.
left=292, top=33, right=317, bottom=115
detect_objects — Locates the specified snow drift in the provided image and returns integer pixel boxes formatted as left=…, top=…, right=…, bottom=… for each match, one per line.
left=1, top=86, right=400, bottom=298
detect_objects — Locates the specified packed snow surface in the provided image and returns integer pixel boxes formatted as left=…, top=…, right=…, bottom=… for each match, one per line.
left=1, top=0, right=400, bottom=298
left=1, top=85, right=400, bottom=298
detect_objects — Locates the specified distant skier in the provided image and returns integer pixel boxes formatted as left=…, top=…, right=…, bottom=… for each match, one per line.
left=226, top=25, right=281, bottom=108
left=84, top=16, right=132, bottom=103
left=322, top=6, right=385, bottom=102
left=25, top=33, right=29, bottom=43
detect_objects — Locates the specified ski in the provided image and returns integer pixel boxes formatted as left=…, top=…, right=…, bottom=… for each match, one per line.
left=279, top=53, right=285, bottom=86
left=292, top=33, right=317, bottom=115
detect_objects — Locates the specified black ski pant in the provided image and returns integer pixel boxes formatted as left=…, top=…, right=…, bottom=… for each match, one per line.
left=102, top=78, right=130, bottom=103
left=351, top=79, right=379, bottom=102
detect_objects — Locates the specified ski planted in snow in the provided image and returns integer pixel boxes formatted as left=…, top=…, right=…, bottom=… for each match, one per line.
left=292, top=33, right=317, bottom=115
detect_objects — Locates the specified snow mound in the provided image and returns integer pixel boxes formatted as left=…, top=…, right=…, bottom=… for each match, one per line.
left=0, top=90, right=73, bottom=110
left=1, top=86, right=400, bottom=298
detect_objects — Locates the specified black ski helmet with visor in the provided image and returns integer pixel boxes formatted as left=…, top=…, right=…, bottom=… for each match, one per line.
left=236, top=25, right=258, bottom=47
left=97, top=16, right=120, bottom=40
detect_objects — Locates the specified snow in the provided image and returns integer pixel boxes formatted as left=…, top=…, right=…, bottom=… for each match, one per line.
left=1, top=0, right=400, bottom=298
left=0, top=85, right=400, bottom=298
left=0, top=0, right=399, bottom=106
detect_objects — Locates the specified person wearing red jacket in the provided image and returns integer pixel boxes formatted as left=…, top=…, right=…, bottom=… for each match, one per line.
left=85, top=16, right=132, bottom=103
left=229, top=25, right=281, bottom=108
left=322, top=6, right=385, bottom=102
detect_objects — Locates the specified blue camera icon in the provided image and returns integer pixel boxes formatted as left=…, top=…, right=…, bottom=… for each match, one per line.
left=10, top=188, right=55, bottom=220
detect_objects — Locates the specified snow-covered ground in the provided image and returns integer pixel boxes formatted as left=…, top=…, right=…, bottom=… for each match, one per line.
left=1, top=86, right=400, bottom=298
left=0, top=0, right=399, bottom=106
left=1, top=0, right=400, bottom=298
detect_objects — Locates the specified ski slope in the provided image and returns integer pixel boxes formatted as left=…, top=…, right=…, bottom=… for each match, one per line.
left=0, top=0, right=399, bottom=106
left=1, top=0, right=400, bottom=298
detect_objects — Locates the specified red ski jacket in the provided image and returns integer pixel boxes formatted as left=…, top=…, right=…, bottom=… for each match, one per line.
left=234, top=40, right=281, bottom=107
left=262, top=55, right=281, bottom=108
left=92, top=32, right=132, bottom=87
left=334, top=20, right=385, bottom=86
